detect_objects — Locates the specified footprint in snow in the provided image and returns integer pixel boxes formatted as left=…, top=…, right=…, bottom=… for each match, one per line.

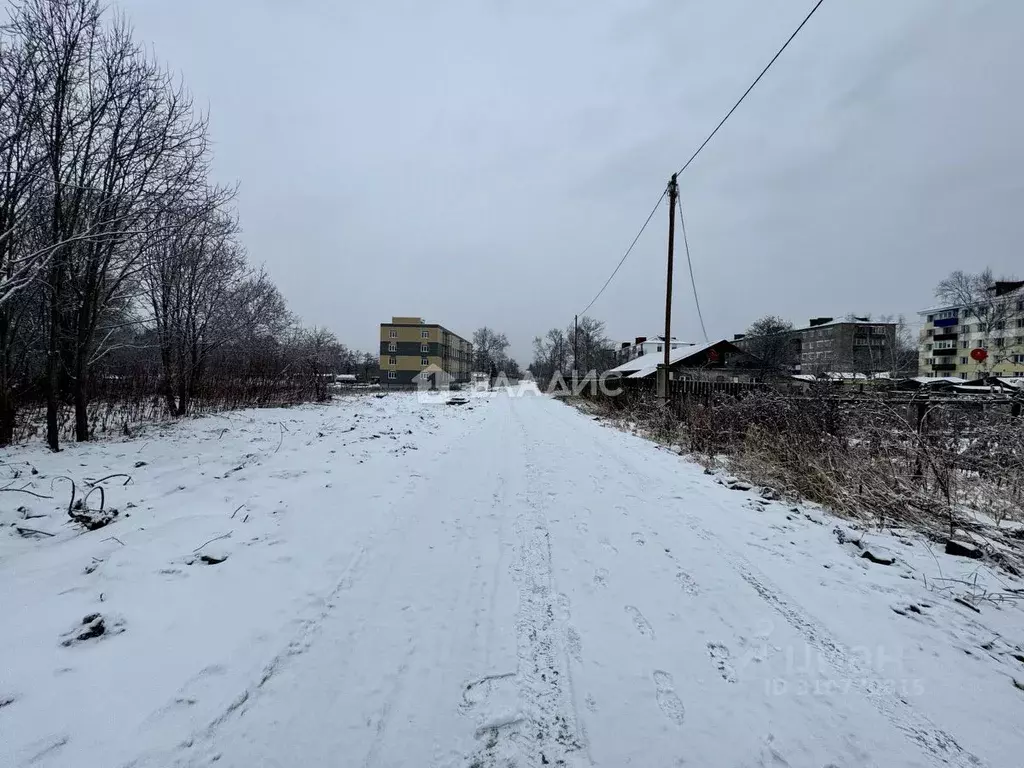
left=460, top=673, right=516, bottom=714
left=555, top=592, right=572, bottom=617
left=566, top=625, right=583, bottom=662
left=707, top=643, right=738, bottom=683
left=593, top=568, right=609, bottom=589
left=625, top=606, right=654, bottom=638
left=600, top=539, right=618, bottom=555
left=675, top=570, right=700, bottom=596
left=631, top=532, right=646, bottom=547
left=653, top=671, right=685, bottom=725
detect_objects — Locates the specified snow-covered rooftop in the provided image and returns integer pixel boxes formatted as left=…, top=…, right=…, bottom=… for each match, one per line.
left=911, top=376, right=967, bottom=384
left=792, top=372, right=894, bottom=382
left=607, top=340, right=727, bottom=379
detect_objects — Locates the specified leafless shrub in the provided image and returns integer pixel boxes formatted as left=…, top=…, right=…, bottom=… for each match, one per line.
left=585, top=384, right=1024, bottom=570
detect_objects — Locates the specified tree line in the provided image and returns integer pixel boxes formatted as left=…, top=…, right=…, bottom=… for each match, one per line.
left=471, top=327, right=521, bottom=379
left=529, top=316, right=616, bottom=383
left=0, top=0, right=369, bottom=449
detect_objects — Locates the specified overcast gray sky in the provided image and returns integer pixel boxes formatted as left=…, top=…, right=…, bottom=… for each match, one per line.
left=117, top=0, right=1022, bottom=362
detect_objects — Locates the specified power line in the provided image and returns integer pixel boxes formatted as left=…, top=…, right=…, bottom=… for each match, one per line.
left=678, top=201, right=708, bottom=343
left=676, top=0, right=826, bottom=177
left=574, top=0, right=825, bottom=322
left=577, top=188, right=667, bottom=317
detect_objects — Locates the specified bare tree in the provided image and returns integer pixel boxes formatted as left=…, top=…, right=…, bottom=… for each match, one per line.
left=530, top=327, right=569, bottom=383
left=0, top=26, right=47, bottom=441
left=565, top=315, right=613, bottom=374
left=292, top=326, right=343, bottom=401
left=743, top=315, right=796, bottom=376
left=472, top=326, right=510, bottom=372
left=0, top=26, right=46, bottom=307
left=876, top=314, right=917, bottom=377
left=142, top=193, right=249, bottom=415
left=10, top=0, right=212, bottom=447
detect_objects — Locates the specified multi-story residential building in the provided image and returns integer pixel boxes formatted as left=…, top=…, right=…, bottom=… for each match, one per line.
left=614, top=335, right=694, bottom=365
left=379, top=317, right=473, bottom=386
left=917, top=281, right=1024, bottom=378
left=734, top=317, right=898, bottom=375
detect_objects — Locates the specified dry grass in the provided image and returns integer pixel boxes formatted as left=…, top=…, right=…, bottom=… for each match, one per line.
left=586, top=387, right=1024, bottom=574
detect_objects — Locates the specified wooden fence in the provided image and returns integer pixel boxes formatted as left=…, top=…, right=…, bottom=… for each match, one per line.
left=603, top=376, right=764, bottom=418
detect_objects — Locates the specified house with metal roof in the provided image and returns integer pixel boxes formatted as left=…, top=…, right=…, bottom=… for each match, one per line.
left=605, top=339, right=764, bottom=381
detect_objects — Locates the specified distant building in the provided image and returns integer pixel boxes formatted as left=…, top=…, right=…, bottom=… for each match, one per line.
left=917, top=280, right=1024, bottom=378
left=614, top=335, right=694, bottom=365
left=379, top=316, right=473, bottom=387
left=734, top=317, right=897, bottom=376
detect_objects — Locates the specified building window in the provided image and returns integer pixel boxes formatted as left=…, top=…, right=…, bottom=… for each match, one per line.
left=421, top=330, right=429, bottom=339
left=934, top=309, right=957, bottom=320
left=388, top=341, right=396, bottom=352
left=389, top=329, right=398, bottom=338
left=960, top=357, right=968, bottom=365
left=656, top=345, right=663, bottom=352
left=961, top=340, right=969, bottom=349
left=389, top=356, right=397, bottom=365
left=421, top=343, right=429, bottom=353
left=421, top=357, right=429, bottom=366
left=926, top=329, right=933, bottom=337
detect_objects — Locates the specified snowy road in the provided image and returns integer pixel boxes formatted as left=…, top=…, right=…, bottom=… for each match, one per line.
left=3, top=391, right=1024, bottom=767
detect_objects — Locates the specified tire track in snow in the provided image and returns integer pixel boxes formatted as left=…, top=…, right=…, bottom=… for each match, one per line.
left=547, top=402, right=986, bottom=768
left=132, top=420, right=468, bottom=768
left=708, top=537, right=984, bottom=767
left=360, top=659, right=412, bottom=768
left=491, top=403, right=583, bottom=768
left=123, top=545, right=371, bottom=768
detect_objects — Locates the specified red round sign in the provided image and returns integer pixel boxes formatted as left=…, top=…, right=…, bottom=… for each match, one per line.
left=707, top=349, right=720, bottom=362
left=970, top=348, right=988, bottom=362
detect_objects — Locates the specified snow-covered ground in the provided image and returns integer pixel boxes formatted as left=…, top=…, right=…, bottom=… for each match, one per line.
left=2, top=390, right=1023, bottom=767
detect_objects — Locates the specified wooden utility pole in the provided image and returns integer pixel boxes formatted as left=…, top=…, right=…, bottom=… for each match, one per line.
left=573, top=314, right=579, bottom=378
left=659, top=173, right=679, bottom=404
